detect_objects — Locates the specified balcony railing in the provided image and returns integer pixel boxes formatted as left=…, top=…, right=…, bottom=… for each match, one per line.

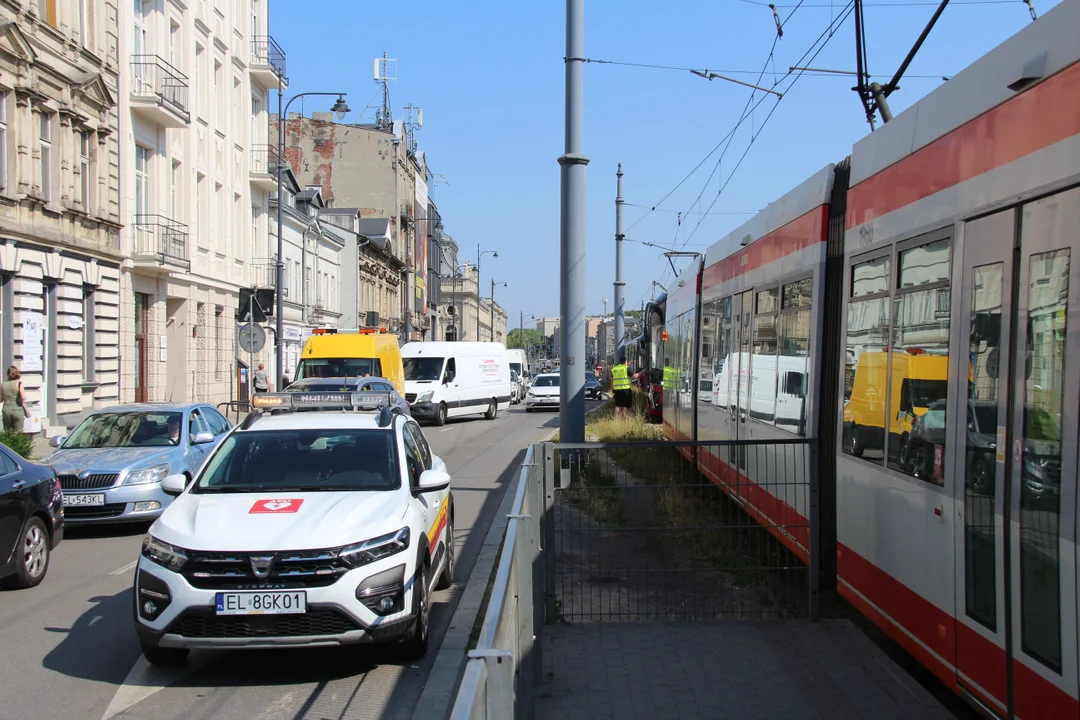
left=250, top=144, right=282, bottom=175
left=130, top=55, right=190, bottom=123
left=251, top=35, right=286, bottom=81
left=133, top=215, right=189, bottom=268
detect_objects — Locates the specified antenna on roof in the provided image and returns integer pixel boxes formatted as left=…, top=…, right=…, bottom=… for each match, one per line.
left=373, top=53, right=397, bottom=132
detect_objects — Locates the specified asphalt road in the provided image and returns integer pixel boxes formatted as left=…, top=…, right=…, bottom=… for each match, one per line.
left=0, top=402, right=579, bottom=720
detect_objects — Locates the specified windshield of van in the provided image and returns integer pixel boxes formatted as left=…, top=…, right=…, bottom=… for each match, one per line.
left=510, top=362, right=523, bottom=376
left=909, top=379, right=947, bottom=409
left=294, top=357, right=382, bottom=380
left=404, top=357, right=445, bottom=382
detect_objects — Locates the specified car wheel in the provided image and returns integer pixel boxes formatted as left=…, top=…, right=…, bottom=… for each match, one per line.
left=484, top=399, right=497, bottom=420
left=433, top=403, right=447, bottom=427
left=4, top=516, right=50, bottom=589
left=434, top=512, right=454, bottom=591
left=140, top=639, right=189, bottom=666
left=848, top=424, right=864, bottom=457
left=396, top=561, right=430, bottom=662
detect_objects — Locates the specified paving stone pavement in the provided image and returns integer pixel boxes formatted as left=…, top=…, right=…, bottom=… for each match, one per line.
left=535, top=620, right=955, bottom=719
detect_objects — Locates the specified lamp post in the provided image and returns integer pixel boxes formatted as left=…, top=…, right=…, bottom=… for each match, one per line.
left=275, top=89, right=349, bottom=383
left=490, top=280, right=507, bottom=342
left=476, top=245, right=498, bottom=339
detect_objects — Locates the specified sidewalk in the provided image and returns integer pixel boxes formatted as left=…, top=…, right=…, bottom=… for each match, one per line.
left=536, top=620, right=954, bottom=720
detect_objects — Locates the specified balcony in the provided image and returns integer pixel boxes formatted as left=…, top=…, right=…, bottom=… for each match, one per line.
left=250, top=258, right=278, bottom=290
left=250, top=36, right=287, bottom=89
left=250, top=145, right=280, bottom=192
left=130, top=56, right=190, bottom=128
left=133, top=215, right=190, bottom=272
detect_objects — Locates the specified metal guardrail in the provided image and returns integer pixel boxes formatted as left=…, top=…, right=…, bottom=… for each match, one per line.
left=251, top=35, right=287, bottom=80
left=216, top=401, right=252, bottom=426
left=450, top=444, right=543, bottom=720
left=130, top=55, right=190, bottom=119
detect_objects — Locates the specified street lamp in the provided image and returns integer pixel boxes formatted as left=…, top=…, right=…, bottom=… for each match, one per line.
left=490, top=280, right=508, bottom=342
left=476, top=245, right=498, bottom=339
left=274, top=90, right=349, bottom=383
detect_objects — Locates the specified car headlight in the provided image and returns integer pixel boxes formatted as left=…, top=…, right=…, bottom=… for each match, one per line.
left=417, top=391, right=434, bottom=403
left=339, top=527, right=410, bottom=569
left=526, top=391, right=535, bottom=398
left=124, top=463, right=170, bottom=486
left=142, top=535, right=188, bottom=572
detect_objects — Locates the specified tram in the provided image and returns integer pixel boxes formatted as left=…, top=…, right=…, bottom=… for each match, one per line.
left=648, top=3, right=1080, bottom=717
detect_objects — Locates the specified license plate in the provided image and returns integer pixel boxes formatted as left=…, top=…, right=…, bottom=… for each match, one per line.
left=215, top=591, right=307, bottom=615
left=64, top=493, right=105, bottom=507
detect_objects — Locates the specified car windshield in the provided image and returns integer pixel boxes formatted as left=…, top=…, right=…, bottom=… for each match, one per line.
left=285, top=381, right=356, bottom=393
left=971, top=404, right=997, bottom=433
left=294, top=357, right=381, bottom=379
left=194, top=430, right=399, bottom=493
left=404, top=357, right=445, bottom=381
left=63, top=411, right=183, bottom=448
left=585, top=372, right=598, bottom=382
left=534, top=376, right=559, bottom=387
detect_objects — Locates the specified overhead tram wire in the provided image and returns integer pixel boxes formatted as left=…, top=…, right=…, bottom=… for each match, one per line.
left=679, top=2, right=856, bottom=250
left=735, top=0, right=1019, bottom=6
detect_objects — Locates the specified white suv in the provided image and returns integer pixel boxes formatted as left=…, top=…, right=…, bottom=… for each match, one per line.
left=132, top=392, right=454, bottom=665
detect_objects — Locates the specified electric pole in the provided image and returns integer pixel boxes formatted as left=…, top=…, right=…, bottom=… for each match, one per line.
left=614, top=164, right=625, bottom=361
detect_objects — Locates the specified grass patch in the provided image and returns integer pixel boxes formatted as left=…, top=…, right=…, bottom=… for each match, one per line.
left=559, top=451, right=624, bottom=526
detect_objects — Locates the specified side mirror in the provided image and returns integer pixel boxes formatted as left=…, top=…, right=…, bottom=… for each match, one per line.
left=50, top=435, right=66, bottom=448
left=192, top=431, right=215, bottom=445
left=161, top=473, right=187, bottom=496
left=444, top=371, right=455, bottom=384
left=418, top=469, right=451, bottom=492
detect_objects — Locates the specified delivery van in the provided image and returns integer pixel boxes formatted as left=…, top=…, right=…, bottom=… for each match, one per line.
left=402, top=341, right=512, bottom=426
left=294, top=328, right=405, bottom=394
left=507, top=348, right=529, bottom=397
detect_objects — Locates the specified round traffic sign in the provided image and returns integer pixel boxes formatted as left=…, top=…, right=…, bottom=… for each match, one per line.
left=239, top=323, right=266, bottom=353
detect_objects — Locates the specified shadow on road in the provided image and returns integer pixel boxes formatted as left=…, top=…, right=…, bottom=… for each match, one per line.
left=42, top=588, right=140, bottom=685
left=63, top=522, right=152, bottom=541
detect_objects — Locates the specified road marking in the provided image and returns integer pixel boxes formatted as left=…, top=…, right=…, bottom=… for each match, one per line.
left=102, top=653, right=213, bottom=720
left=110, top=560, right=138, bottom=576
left=439, top=427, right=453, bottom=432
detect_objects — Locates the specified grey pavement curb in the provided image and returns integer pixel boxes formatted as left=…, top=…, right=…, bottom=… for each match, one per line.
left=411, top=431, right=555, bottom=720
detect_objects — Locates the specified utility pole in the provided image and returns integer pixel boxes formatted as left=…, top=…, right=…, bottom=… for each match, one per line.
left=558, top=0, right=587, bottom=443
left=614, top=163, right=625, bottom=361
left=396, top=134, right=411, bottom=341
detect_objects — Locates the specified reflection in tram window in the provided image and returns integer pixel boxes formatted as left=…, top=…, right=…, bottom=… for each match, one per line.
left=888, top=238, right=951, bottom=485
left=843, top=254, right=891, bottom=464
left=965, top=261, right=1003, bottom=631
left=1019, top=246, right=1068, bottom=673
left=779, top=279, right=811, bottom=435
left=752, top=289, right=779, bottom=424
left=716, top=298, right=732, bottom=414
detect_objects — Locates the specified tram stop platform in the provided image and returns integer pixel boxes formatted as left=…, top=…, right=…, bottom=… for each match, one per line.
left=535, top=619, right=955, bottom=720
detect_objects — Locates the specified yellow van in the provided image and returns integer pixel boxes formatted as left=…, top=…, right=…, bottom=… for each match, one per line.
left=843, top=349, right=948, bottom=457
left=294, top=329, right=405, bottom=395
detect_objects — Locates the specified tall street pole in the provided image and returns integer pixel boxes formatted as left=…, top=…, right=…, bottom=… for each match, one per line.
left=275, top=79, right=284, bottom=387
left=558, top=0, right=588, bottom=443
left=490, top=278, right=495, bottom=342
left=476, top=244, right=481, bottom=341
left=614, top=163, right=625, bottom=361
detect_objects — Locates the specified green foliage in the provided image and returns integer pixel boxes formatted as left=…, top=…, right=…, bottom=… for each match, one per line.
left=506, top=327, right=543, bottom=350
left=0, top=430, right=33, bottom=460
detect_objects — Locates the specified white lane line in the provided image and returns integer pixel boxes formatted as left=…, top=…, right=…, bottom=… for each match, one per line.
left=109, top=559, right=138, bottom=576
left=439, top=427, right=453, bottom=432
left=102, top=653, right=213, bottom=720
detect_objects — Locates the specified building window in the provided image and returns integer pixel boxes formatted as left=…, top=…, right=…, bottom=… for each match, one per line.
left=80, top=0, right=90, bottom=46
left=213, top=60, right=224, bottom=128
left=134, top=145, right=150, bottom=216
left=0, top=92, right=8, bottom=193
left=195, top=44, right=205, bottom=120
left=83, top=286, right=96, bottom=382
left=195, top=172, right=206, bottom=247
left=215, top=305, right=224, bottom=380
left=80, top=131, right=92, bottom=212
left=170, top=160, right=181, bottom=218
left=169, top=21, right=180, bottom=71
left=214, top=182, right=223, bottom=252
left=39, top=113, right=52, bottom=202
left=233, top=77, right=242, bottom=140
left=38, top=0, right=57, bottom=27
left=233, top=193, right=242, bottom=259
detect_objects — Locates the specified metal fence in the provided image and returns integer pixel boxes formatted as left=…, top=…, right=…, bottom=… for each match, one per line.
left=133, top=214, right=189, bottom=268
left=548, top=438, right=818, bottom=622
left=217, top=401, right=252, bottom=426
left=130, top=55, right=190, bottom=119
left=450, top=445, right=543, bottom=720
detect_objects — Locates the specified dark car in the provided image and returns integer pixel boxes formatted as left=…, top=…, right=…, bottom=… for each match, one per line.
left=285, top=376, right=411, bottom=416
left=585, top=371, right=603, bottom=400
left=0, top=443, right=63, bottom=589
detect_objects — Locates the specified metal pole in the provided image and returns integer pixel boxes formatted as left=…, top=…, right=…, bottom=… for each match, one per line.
left=490, top=278, right=495, bottom=342
left=397, top=138, right=410, bottom=341
left=476, top=244, right=481, bottom=341
left=558, top=0, right=588, bottom=443
left=274, top=79, right=284, bottom=383
left=248, top=292, right=255, bottom=400
left=613, top=163, right=625, bottom=361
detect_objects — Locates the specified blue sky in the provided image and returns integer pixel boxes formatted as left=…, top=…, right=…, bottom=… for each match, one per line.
left=270, top=0, right=1058, bottom=328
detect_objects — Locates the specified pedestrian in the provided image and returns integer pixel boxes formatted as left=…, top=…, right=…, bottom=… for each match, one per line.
left=611, top=352, right=634, bottom=420
left=253, top=363, right=272, bottom=393
left=281, top=374, right=291, bottom=390
left=1, top=366, right=28, bottom=433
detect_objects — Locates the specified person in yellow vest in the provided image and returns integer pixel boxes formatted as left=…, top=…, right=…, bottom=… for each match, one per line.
left=611, top=351, right=634, bottom=420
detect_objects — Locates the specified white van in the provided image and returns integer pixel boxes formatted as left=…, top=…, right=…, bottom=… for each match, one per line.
left=506, top=349, right=529, bottom=396
left=402, top=342, right=513, bottom=426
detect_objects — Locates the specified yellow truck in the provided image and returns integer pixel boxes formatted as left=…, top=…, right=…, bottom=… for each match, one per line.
left=843, top=349, right=948, bottom=458
left=294, top=328, right=405, bottom=395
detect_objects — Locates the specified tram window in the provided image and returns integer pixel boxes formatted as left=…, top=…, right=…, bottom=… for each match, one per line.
left=843, top=255, right=891, bottom=464
left=779, top=278, right=811, bottom=435
left=1019, top=244, right=1069, bottom=673
left=716, top=297, right=733, bottom=412
left=888, top=238, right=951, bottom=484
left=756, top=287, right=779, bottom=314
left=783, top=278, right=812, bottom=309
left=752, top=293, right=778, bottom=425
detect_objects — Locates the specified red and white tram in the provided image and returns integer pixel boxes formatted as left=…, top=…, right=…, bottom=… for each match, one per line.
left=652, top=3, right=1080, bottom=717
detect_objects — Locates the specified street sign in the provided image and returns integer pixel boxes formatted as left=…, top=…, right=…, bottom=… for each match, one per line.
left=238, top=323, right=266, bottom=353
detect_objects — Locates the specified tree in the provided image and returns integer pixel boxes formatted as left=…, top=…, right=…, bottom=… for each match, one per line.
left=506, top=327, right=543, bottom=350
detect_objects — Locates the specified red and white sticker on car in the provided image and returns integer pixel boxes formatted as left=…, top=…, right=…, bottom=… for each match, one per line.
left=249, top=498, right=305, bottom=514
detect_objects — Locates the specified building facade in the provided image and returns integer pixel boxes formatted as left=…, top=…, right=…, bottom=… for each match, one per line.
left=439, top=263, right=506, bottom=344
left=0, top=0, right=122, bottom=431
left=318, top=210, right=402, bottom=333
left=117, top=0, right=284, bottom=405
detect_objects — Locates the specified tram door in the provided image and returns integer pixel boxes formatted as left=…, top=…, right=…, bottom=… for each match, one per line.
left=732, top=291, right=753, bottom=472
left=952, top=188, right=1080, bottom=719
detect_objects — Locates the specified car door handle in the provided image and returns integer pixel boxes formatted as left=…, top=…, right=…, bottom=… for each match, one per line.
left=12, top=480, right=25, bottom=489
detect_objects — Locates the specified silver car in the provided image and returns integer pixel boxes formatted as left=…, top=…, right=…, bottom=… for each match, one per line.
left=45, top=403, right=232, bottom=524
